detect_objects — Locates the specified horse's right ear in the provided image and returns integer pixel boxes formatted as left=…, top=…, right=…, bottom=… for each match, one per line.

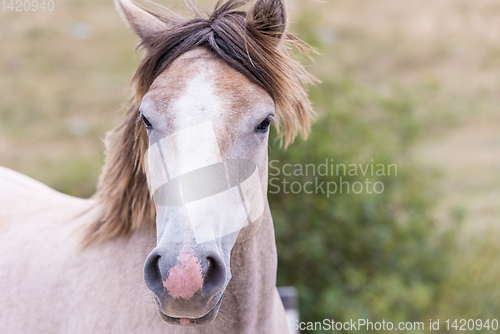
left=114, top=0, right=168, bottom=40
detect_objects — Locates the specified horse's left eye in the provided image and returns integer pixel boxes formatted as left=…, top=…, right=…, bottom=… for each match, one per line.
left=256, top=116, right=273, bottom=132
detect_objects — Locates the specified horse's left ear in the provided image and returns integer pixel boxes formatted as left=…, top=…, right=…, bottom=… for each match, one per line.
left=247, top=0, right=287, bottom=42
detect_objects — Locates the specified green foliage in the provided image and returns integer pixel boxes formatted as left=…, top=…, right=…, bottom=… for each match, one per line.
left=269, top=79, right=456, bottom=332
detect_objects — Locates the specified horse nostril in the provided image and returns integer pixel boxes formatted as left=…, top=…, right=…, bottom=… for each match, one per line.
left=144, top=253, right=165, bottom=296
left=144, top=249, right=227, bottom=300
left=202, top=255, right=226, bottom=297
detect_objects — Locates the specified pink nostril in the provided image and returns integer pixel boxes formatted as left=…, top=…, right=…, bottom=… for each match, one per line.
left=163, top=246, right=203, bottom=299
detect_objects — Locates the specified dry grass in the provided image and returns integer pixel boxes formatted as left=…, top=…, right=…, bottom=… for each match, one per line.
left=289, top=0, right=500, bottom=238
left=301, top=0, right=500, bottom=97
left=0, top=0, right=141, bottom=196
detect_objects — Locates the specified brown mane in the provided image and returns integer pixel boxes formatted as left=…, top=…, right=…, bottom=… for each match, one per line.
left=83, top=0, right=316, bottom=246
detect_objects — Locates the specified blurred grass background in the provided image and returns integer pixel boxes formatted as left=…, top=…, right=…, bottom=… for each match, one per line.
left=1, top=0, right=499, bottom=332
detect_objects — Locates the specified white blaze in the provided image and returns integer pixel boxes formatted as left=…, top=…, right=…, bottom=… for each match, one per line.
left=144, top=71, right=264, bottom=244
left=156, top=122, right=222, bottom=180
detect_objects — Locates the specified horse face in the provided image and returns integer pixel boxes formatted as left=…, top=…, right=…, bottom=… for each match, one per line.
left=140, top=49, right=273, bottom=325
left=113, top=0, right=298, bottom=325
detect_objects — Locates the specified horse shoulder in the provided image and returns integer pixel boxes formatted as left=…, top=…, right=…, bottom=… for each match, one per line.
left=0, top=166, right=58, bottom=193
left=0, top=166, right=93, bottom=225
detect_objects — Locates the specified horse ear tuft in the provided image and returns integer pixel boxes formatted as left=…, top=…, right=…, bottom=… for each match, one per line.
left=247, top=0, right=287, bottom=42
left=114, top=0, right=168, bottom=40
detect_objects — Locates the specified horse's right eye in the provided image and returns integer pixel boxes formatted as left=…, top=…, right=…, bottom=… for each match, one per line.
left=141, top=114, right=153, bottom=130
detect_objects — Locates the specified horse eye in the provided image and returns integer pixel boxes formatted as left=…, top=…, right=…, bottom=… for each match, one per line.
left=141, top=114, right=153, bottom=130
left=256, top=116, right=273, bottom=132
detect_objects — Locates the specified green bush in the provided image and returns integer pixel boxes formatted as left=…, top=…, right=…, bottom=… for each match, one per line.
left=269, top=79, right=456, bottom=332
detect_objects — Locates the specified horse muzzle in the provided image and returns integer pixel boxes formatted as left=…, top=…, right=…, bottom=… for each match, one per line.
left=143, top=243, right=229, bottom=326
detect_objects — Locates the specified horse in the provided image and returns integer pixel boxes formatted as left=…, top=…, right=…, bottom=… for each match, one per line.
left=0, top=0, right=314, bottom=332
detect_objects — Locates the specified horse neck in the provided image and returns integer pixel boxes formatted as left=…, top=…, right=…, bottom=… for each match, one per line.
left=214, top=203, right=280, bottom=332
